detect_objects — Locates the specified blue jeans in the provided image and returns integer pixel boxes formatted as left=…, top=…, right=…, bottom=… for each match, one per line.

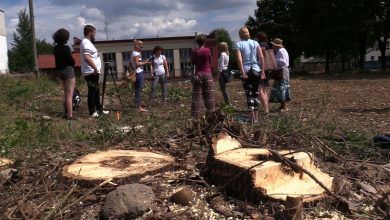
left=134, top=71, right=144, bottom=108
left=150, top=73, right=167, bottom=101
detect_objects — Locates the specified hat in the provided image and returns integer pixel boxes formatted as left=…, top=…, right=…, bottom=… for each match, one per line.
left=271, top=38, right=283, bottom=47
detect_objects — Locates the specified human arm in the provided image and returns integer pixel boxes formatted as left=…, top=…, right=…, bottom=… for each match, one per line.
left=256, top=45, right=266, bottom=79
left=235, top=49, right=247, bottom=79
left=163, top=56, right=169, bottom=78
left=84, top=54, right=98, bottom=74
left=149, top=61, right=154, bottom=78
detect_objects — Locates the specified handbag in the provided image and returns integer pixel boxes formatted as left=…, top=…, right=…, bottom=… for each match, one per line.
left=264, top=49, right=277, bottom=70
left=270, top=69, right=283, bottom=81
left=126, top=69, right=136, bottom=84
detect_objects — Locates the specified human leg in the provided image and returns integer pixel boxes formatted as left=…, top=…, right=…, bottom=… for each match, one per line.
left=191, top=78, right=203, bottom=118
left=64, top=78, right=76, bottom=118
left=149, top=74, right=159, bottom=101
left=202, top=73, right=215, bottom=114
left=84, top=74, right=99, bottom=115
left=159, top=74, right=167, bottom=101
left=219, top=74, right=229, bottom=104
left=135, top=72, right=146, bottom=111
left=259, top=85, right=269, bottom=113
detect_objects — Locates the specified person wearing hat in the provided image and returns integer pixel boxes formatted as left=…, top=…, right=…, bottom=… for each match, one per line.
left=235, top=27, right=268, bottom=123
left=131, top=40, right=150, bottom=112
left=269, top=38, right=291, bottom=111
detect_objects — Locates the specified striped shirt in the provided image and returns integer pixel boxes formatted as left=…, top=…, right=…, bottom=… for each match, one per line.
left=80, top=38, right=101, bottom=75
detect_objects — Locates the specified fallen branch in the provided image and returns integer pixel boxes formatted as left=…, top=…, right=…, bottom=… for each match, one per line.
left=267, top=149, right=356, bottom=212
left=53, top=178, right=113, bottom=219
left=43, top=185, right=76, bottom=220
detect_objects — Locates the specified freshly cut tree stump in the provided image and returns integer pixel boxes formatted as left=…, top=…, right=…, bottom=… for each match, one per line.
left=62, top=150, right=174, bottom=181
left=204, top=134, right=334, bottom=202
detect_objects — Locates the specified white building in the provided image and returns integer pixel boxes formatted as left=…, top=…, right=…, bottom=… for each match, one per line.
left=0, top=10, right=9, bottom=74
left=365, top=38, right=390, bottom=63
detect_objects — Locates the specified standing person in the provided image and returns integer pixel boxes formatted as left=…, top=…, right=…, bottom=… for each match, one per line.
left=256, top=31, right=271, bottom=87
left=80, top=25, right=108, bottom=118
left=235, top=27, right=268, bottom=123
left=149, top=45, right=169, bottom=104
left=269, top=38, right=291, bottom=111
left=131, top=40, right=150, bottom=112
left=218, top=42, right=230, bottom=105
left=53, top=28, right=75, bottom=120
left=191, top=34, right=215, bottom=118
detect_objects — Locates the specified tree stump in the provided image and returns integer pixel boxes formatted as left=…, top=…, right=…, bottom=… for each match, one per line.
left=62, top=150, right=174, bottom=182
left=203, top=133, right=334, bottom=203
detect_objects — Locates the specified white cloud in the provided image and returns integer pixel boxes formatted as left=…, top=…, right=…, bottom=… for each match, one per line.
left=1, top=0, right=257, bottom=47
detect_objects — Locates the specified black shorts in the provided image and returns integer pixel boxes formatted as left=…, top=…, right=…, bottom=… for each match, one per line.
left=59, top=66, right=75, bottom=80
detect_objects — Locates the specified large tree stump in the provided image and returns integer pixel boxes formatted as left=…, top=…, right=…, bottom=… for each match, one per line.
left=62, top=150, right=174, bottom=182
left=203, top=133, right=334, bottom=203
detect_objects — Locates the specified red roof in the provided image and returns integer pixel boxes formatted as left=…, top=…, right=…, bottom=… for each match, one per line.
left=38, top=53, right=81, bottom=69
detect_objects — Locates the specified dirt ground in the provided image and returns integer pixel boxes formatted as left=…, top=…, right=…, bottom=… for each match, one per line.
left=0, top=73, right=389, bottom=219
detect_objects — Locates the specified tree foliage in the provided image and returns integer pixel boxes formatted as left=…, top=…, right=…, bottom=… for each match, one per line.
left=210, top=28, right=237, bottom=69
left=245, top=0, right=389, bottom=72
left=8, top=9, right=54, bottom=73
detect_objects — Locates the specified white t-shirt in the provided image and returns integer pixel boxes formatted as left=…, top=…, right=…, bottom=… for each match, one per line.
left=80, top=38, right=101, bottom=75
left=218, top=52, right=229, bottom=72
left=130, top=51, right=143, bottom=74
left=151, top=55, right=166, bottom=75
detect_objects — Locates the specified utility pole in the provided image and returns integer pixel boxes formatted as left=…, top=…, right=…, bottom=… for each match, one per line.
left=105, top=21, right=108, bottom=40
left=28, top=0, right=39, bottom=76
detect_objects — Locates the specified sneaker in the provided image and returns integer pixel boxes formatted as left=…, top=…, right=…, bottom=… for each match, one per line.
left=91, top=112, right=100, bottom=118
left=101, top=110, right=109, bottom=115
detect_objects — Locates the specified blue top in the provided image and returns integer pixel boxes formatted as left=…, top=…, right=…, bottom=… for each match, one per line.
left=235, top=39, right=261, bottom=72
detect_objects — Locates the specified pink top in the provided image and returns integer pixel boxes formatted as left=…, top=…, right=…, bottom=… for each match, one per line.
left=191, top=48, right=211, bottom=73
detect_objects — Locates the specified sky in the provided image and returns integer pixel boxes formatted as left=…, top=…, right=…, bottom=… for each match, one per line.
left=1, top=0, right=258, bottom=48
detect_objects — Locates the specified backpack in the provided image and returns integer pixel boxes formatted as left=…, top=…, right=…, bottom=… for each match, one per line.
left=73, top=88, right=81, bottom=110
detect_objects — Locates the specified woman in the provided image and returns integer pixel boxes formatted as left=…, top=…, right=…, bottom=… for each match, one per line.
left=190, top=34, right=215, bottom=118
left=53, top=28, right=76, bottom=120
left=149, top=45, right=169, bottom=103
left=235, top=27, right=268, bottom=123
left=218, top=42, right=230, bottom=105
left=269, top=38, right=290, bottom=111
left=131, top=40, right=150, bottom=112
left=256, top=31, right=271, bottom=87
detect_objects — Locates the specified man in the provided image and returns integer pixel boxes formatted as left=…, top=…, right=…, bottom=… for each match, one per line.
left=80, top=25, right=108, bottom=117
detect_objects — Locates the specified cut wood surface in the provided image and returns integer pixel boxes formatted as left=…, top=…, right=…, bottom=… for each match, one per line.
left=0, top=158, right=13, bottom=167
left=62, top=150, right=174, bottom=181
left=211, top=133, right=241, bottom=155
left=207, top=134, right=334, bottom=202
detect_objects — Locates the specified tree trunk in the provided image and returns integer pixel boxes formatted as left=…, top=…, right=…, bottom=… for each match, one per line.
left=379, top=36, right=387, bottom=71
left=358, top=33, right=367, bottom=72
left=325, top=50, right=330, bottom=74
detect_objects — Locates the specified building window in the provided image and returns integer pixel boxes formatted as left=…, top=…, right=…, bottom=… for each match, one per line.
left=164, top=49, right=173, bottom=59
left=103, top=53, right=116, bottom=62
left=387, top=41, right=389, bottom=49
left=180, top=48, right=192, bottom=59
left=371, top=56, right=375, bottom=61
left=122, top=51, right=132, bottom=61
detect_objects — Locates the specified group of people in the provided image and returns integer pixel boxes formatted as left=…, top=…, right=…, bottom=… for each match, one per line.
left=53, top=25, right=170, bottom=119
left=193, top=27, right=291, bottom=123
left=53, top=24, right=290, bottom=123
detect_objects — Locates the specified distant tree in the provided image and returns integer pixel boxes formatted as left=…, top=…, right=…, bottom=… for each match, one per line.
left=245, top=0, right=299, bottom=67
left=210, top=28, right=237, bottom=69
left=8, top=9, right=54, bottom=73
left=8, top=9, right=33, bottom=73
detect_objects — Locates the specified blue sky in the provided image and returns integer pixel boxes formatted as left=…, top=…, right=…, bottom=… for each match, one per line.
left=0, top=0, right=257, bottom=48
